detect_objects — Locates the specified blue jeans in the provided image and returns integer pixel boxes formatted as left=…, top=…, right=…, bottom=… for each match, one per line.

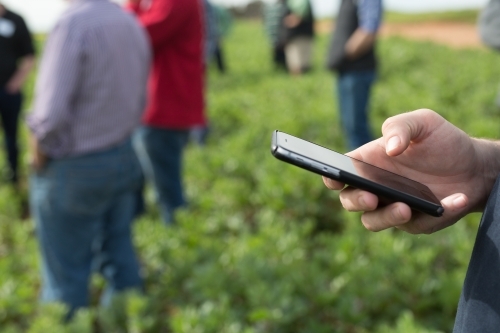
left=30, top=139, right=143, bottom=313
left=133, top=126, right=189, bottom=225
left=0, top=88, right=22, bottom=183
left=337, top=70, right=376, bottom=150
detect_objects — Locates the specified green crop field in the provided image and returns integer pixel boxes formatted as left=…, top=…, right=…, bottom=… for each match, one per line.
left=384, top=9, right=479, bottom=23
left=1, top=18, right=499, bottom=332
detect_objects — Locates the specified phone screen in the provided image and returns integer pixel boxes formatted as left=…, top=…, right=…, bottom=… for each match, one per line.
left=276, top=132, right=440, bottom=205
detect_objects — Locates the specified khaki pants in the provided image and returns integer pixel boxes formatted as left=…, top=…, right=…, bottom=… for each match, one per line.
left=285, top=36, right=313, bottom=73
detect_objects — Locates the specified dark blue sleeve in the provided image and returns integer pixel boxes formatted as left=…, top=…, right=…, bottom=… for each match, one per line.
left=453, top=176, right=500, bottom=332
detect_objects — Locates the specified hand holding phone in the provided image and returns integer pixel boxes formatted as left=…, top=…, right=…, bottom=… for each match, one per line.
left=272, top=109, right=483, bottom=235
left=271, top=130, right=444, bottom=217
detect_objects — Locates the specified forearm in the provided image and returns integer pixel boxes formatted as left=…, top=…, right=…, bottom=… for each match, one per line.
left=29, top=21, right=80, bottom=155
left=6, top=55, right=35, bottom=92
left=12, top=55, right=35, bottom=83
left=345, top=28, right=376, bottom=60
left=284, top=13, right=302, bottom=29
left=473, top=138, right=500, bottom=209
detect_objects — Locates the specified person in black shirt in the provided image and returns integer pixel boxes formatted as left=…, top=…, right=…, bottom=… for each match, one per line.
left=279, top=0, right=315, bottom=75
left=0, top=3, right=35, bottom=184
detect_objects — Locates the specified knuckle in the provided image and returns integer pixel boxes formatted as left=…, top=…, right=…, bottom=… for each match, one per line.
left=340, top=198, right=354, bottom=211
left=381, top=117, right=397, bottom=133
left=361, top=215, right=380, bottom=232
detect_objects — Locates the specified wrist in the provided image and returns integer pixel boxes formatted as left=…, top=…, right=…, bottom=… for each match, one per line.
left=472, top=137, right=500, bottom=207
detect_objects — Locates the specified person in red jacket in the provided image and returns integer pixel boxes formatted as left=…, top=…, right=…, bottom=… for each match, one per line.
left=126, top=0, right=206, bottom=224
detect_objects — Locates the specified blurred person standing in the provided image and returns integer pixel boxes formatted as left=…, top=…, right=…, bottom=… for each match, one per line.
left=0, top=2, right=35, bottom=184
left=280, top=0, right=315, bottom=75
left=193, top=1, right=233, bottom=146
left=204, top=0, right=218, bottom=67
left=203, top=0, right=233, bottom=73
left=263, top=0, right=288, bottom=71
left=212, top=4, right=233, bottom=73
left=126, top=0, right=206, bottom=225
left=189, top=0, right=216, bottom=147
left=326, top=0, right=383, bottom=150
left=27, top=0, right=150, bottom=314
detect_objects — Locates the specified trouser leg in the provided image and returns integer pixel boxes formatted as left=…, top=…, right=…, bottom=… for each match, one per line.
left=30, top=140, right=142, bottom=314
left=273, top=45, right=287, bottom=71
left=133, top=126, right=189, bottom=225
left=98, top=191, right=143, bottom=306
left=337, top=71, right=375, bottom=150
left=0, top=89, right=22, bottom=183
left=215, top=42, right=226, bottom=73
left=30, top=168, right=95, bottom=311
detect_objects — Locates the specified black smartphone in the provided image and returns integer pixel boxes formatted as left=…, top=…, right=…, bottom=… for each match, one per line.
left=271, top=130, right=444, bottom=217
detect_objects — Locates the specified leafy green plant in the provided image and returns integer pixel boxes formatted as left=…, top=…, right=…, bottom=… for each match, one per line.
left=0, top=18, right=497, bottom=332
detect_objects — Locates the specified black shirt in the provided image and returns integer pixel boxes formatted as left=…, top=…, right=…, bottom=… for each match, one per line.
left=0, top=8, right=35, bottom=87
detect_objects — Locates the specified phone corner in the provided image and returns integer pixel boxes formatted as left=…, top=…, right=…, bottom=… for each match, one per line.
left=271, top=130, right=279, bottom=155
left=436, top=206, right=445, bottom=217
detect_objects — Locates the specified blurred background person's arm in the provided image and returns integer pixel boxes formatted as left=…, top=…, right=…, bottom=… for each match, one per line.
left=284, top=0, right=310, bottom=28
left=345, top=0, right=383, bottom=60
left=6, top=55, right=35, bottom=94
left=27, top=16, right=83, bottom=165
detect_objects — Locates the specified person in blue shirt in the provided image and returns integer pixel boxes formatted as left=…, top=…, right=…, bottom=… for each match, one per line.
left=326, top=0, right=383, bottom=150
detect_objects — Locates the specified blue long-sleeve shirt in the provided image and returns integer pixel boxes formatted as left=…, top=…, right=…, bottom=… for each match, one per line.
left=358, top=0, right=383, bottom=33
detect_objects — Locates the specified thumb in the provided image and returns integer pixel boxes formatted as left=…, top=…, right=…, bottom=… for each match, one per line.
left=381, top=109, right=446, bottom=156
left=440, top=193, right=468, bottom=213
left=426, top=193, right=469, bottom=233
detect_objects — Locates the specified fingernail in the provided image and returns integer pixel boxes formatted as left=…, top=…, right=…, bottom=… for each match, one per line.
left=386, top=136, right=400, bottom=153
left=452, top=195, right=467, bottom=209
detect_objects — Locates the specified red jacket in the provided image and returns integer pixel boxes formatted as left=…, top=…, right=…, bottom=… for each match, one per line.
left=127, top=0, right=206, bottom=129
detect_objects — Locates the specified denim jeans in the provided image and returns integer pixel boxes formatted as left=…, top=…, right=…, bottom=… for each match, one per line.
left=453, top=176, right=500, bottom=332
left=337, top=70, right=376, bottom=150
left=30, top=139, right=143, bottom=313
left=133, top=126, right=189, bottom=225
left=0, top=88, right=22, bottom=183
